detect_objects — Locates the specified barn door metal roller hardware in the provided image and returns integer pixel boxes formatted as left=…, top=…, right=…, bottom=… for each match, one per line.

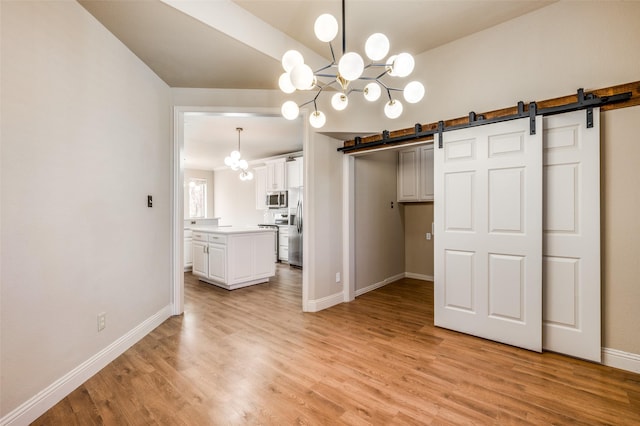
left=338, top=87, right=632, bottom=153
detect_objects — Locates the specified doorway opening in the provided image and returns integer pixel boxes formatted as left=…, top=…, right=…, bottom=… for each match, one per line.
left=171, top=106, right=307, bottom=315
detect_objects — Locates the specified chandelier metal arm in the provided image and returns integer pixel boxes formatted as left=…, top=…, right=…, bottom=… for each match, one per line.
left=315, top=64, right=336, bottom=75
left=329, top=42, right=338, bottom=64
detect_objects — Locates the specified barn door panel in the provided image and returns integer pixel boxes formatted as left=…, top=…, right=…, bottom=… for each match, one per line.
left=434, top=117, right=543, bottom=352
left=542, top=109, right=601, bottom=362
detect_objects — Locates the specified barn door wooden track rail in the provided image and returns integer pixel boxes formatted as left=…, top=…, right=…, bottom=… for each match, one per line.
left=338, top=81, right=640, bottom=153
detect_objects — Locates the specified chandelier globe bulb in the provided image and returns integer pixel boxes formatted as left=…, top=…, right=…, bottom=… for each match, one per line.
left=281, top=50, right=304, bottom=73
left=363, top=82, right=382, bottom=102
left=314, top=14, right=338, bottom=42
left=338, top=52, right=364, bottom=81
left=384, top=99, right=403, bottom=119
left=279, top=72, right=296, bottom=94
left=331, top=93, right=349, bottom=111
left=309, top=110, right=326, bottom=128
left=281, top=101, right=300, bottom=120
left=392, top=52, right=415, bottom=77
left=290, top=63, right=314, bottom=90
left=404, top=81, right=425, bottom=103
left=365, top=33, right=390, bottom=61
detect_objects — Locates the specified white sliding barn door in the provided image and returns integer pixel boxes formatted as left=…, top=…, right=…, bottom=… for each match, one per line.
left=542, top=109, right=601, bottom=362
left=434, top=117, right=543, bottom=352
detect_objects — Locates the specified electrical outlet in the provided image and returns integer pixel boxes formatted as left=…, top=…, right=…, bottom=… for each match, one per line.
left=97, top=312, right=106, bottom=332
left=336, top=272, right=341, bottom=283
left=426, top=232, right=432, bottom=240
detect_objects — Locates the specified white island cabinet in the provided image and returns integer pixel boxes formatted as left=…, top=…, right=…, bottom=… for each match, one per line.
left=191, top=227, right=276, bottom=290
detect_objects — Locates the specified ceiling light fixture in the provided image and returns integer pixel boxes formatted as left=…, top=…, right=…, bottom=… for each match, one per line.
left=224, top=127, right=253, bottom=181
left=279, top=0, right=425, bottom=129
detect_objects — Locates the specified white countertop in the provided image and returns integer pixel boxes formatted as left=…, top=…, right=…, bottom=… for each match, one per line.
left=190, top=226, right=275, bottom=234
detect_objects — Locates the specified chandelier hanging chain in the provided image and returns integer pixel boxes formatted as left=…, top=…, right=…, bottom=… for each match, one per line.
left=341, top=0, right=346, bottom=55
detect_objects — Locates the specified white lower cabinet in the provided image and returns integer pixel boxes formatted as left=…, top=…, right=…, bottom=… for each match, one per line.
left=192, top=233, right=208, bottom=277
left=192, top=229, right=275, bottom=290
left=207, top=243, right=227, bottom=283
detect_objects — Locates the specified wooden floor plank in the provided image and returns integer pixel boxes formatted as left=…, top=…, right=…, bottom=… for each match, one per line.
left=33, top=265, right=640, bottom=425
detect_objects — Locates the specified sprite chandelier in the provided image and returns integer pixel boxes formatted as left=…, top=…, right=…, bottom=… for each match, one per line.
left=224, top=127, right=254, bottom=181
left=279, top=0, right=425, bottom=129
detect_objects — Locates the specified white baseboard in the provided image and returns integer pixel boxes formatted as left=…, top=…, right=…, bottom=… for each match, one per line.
left=1, top=305, right=173, bottom=426
left=355, top=273, right=405, bottom=297
left=602, top=347, right=640, bottom=374
left=305, top=292, right=344, bottom=312
left=404, top=272, right=434, bottom=282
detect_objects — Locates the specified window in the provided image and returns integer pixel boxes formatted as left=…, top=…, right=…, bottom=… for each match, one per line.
left=188, top=178, right=207, bottom=218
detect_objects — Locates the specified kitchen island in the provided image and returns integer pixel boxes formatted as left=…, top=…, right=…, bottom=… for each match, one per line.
left=191, top=226, right=276, bottom=290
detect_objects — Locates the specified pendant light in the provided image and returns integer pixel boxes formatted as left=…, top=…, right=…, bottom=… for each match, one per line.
left=224, top=128, right=253, bottom=181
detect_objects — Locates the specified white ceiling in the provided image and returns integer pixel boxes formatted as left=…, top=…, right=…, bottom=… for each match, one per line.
left=78, top=0, right=554, bottom=170
left=183, top=112, right=303, bottom=171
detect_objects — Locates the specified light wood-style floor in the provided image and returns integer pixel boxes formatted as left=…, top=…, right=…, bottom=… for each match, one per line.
left=35, top=264, right=640, bottom=425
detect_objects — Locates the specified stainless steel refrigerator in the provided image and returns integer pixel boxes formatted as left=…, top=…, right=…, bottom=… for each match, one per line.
left=289, top=194, right=302, bottom=268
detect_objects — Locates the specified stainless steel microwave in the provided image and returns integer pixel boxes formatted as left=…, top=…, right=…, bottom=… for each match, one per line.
left=266, top=191, right=288, bottom=209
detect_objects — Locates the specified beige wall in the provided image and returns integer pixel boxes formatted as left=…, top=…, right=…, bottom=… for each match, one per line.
left=184, top=169, right=214, bottom=218
left=404, top=203, right=434, bottom=278
left=305, top=133, right=344, bottom=301
left=601, top=106, right=640, bottom=354
left=1, top=1, right=172, bottom=417
left=354, top=150, right=405, bottom=290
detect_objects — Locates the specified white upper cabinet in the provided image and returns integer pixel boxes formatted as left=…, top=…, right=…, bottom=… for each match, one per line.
left=265, top=158, right=287, bottom=191
left=397, top=144, right=434, bottom=202
left=419, top=145, right=434, bottom=201
left=254, top=166, right=267, bottom=210
left=287, top=157, right=303, bottom=188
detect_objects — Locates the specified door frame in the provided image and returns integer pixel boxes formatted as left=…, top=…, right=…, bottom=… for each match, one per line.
left=171, top=106, right=308, bottom=315
left=341, top=141, right=429, bottom=303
